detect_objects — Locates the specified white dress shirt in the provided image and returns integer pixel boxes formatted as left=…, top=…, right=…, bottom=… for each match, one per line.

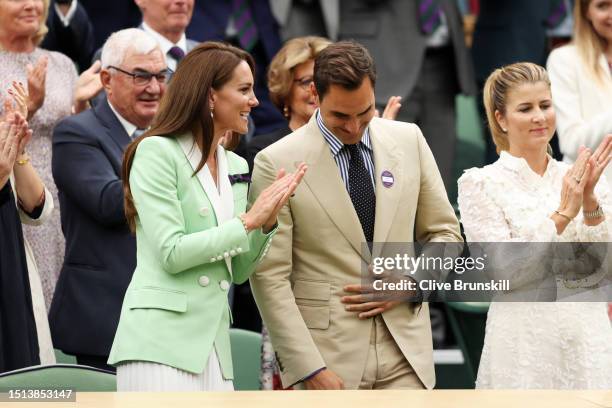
left=141, top=21, right=187, bottom=71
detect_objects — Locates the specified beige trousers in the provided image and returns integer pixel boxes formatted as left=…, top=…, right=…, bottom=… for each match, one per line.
left=358, top=315, right=424, bottom=390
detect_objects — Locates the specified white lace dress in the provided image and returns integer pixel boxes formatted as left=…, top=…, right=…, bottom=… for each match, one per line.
left=457, top=151, right=612, bottom=389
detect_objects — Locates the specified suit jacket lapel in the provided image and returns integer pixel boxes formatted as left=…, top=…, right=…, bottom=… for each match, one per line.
left=301, top=117, right=370, bottom=262
left=370, top=119, right=403, bottom=253
left=94, top=97, right=132, bottom=153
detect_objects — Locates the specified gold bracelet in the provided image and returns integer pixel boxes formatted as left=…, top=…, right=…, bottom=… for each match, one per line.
left=554, top=210, right=572, bottom=222
left=16, top=156, right=30, bottom=165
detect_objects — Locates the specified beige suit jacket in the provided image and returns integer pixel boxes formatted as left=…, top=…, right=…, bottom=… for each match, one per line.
left=249, top=115, right=462, bottom=389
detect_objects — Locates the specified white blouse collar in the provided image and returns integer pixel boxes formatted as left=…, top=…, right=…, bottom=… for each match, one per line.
left=498, top=150, right=558, bottom=185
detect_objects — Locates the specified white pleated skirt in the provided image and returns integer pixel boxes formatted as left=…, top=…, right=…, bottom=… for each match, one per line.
left=116, top=348, right=234, bottom=392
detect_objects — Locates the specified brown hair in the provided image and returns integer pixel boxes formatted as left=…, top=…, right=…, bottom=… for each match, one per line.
left=122, top=41, right=255, bottom=232
left=573, top=0, right=611, bottom=85
left=267, top=36, right=331, bottom=113
left=483, top=62, right=550, bottom=153
left=313, top=40, right=376, bottom=101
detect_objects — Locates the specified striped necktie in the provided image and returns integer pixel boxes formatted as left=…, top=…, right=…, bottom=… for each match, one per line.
left=546, top=0, right=569, bottom=28
left=231, top=0, right=259, bottom=51
left=419, top=0, right=443, bottom=35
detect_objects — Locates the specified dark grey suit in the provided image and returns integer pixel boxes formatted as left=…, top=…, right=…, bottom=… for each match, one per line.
left=339, top=0, right=476, bottom=190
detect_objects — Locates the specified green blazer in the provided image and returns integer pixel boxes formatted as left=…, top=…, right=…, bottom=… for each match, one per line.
left=108, top=135, right=275, bottom=378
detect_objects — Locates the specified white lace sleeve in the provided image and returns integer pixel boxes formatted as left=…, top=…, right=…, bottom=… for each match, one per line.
left=457, top=168, right=558, bottom=242
left=458, top=169, right=558, bottom=294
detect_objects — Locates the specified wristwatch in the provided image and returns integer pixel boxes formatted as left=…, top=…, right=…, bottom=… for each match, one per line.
left=583, top=205, right=604, bottom=219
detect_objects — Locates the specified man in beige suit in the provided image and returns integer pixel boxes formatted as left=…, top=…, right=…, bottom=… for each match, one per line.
left=249, top=41, right=461, bottom=390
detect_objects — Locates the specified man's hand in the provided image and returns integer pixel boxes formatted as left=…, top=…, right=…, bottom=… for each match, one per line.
left=342, top=283, right=403, bottom=319
left=303, top=368, right=344, bottom=390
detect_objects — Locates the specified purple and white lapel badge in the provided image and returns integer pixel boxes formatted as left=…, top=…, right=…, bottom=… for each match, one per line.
left=381, top=170, right=394, bottom=188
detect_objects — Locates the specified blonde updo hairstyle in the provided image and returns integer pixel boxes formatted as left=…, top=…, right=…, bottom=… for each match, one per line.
left=267, top=36, right=331, bottom=116
left=483, top=62, right=551, bottom=154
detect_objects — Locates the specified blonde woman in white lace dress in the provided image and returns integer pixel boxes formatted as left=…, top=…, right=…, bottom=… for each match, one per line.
left=458, top=62, right=612, bottom=389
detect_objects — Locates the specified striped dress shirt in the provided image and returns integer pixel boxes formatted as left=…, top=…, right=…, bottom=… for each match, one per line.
left=315, top=109, right=376, bottom=192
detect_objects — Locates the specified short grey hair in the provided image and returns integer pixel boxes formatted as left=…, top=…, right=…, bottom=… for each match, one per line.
left=100, top=28, right=163, bottom=69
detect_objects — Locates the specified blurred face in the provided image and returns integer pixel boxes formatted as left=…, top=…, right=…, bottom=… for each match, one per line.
left=136, top=0, right=193, bottom=35
left=287, top=59, right=317, bottom=126
left=103, top=49, right=167, bottom=129
left=0, top=0, right=44, bottom=41
left=313, top=77, right=375, bottom=145
left=586, top=0, right=612, bottom=42
left=496, top=81, right=556, bottom=155
left=210, top=60, right=259, bottom=136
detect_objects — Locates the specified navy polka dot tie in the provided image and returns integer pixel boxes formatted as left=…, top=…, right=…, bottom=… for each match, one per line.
left=346, top=143, right=376, bottom=244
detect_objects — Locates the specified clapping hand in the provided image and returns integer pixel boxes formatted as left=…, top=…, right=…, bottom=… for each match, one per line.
left=74, top=60, right=103, bottom=113
left=245, top=162, right=307, bottom=233
left=558, top=148, right=592, bottom=220
left=3, top=81, right=29, bottom=120
left=0, top=119, right=22, bottom=185
left=581, top=135, right=612, bottom=202
left=26, top=56, right=48, bottom=119
left=374, top=96, right=402, bottom=121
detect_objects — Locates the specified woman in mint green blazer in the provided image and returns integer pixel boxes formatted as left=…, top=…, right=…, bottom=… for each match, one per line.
left=108, top=42, right=306, bottom=391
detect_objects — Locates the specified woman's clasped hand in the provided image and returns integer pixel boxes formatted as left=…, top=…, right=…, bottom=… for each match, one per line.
left=244, top=163, right=307, bottom=233
left=558, top=135, right=612, bottom=221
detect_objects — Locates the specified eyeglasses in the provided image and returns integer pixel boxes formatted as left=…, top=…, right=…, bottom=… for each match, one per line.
left=108, top=66, right=172, bottom=86
left=293, top=76, right=314, bottom=90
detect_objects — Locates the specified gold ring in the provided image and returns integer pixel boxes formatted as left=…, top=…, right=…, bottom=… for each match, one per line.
left=574, top=176, right=581, bottom=183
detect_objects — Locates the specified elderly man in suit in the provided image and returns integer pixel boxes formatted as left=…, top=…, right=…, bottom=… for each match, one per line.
left=338, top=0, right=476, bottom=192
left=249, top=41, right=462, bottom=390
left=49, top=28, right=168, bottom=371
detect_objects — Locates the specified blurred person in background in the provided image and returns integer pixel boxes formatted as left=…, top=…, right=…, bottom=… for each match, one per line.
left=41, top=0, right=96, bottom=72
left=0, top=0, right=103, bottom=309
left=547, top=0, right=612, bottom=191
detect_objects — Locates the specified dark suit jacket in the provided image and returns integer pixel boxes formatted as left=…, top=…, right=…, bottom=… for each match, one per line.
left=339, top=0, right=476, bottom=105
left=49, top=97, right=136, bottom=357
left=187, top=0, right=285, bottom=136
left=41, top=0, right=95, bottom=72
left=471, top=0, right=552, bottom=82
left=79, top=0, right=142, bottom=50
